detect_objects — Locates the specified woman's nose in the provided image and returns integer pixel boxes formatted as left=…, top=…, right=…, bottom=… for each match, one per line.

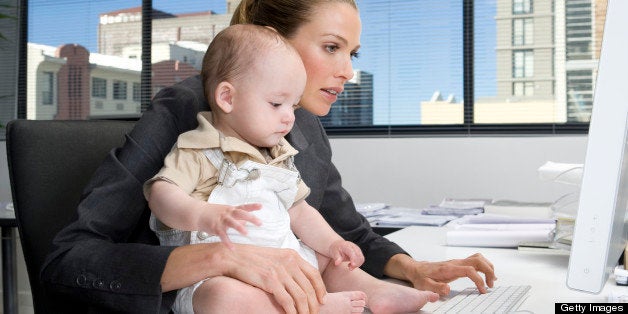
left=337, top=56, right=355, bottom=81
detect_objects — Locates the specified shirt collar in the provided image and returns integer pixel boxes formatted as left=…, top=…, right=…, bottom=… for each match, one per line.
left=177, top=112, right=298, bottom=164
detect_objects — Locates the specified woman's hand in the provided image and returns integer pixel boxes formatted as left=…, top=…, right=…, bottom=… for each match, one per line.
left=162, top=243, right=327, bottom=314
left=384, top=253, right=497, bottom=296
left=328, top=239, right=365, bottom=270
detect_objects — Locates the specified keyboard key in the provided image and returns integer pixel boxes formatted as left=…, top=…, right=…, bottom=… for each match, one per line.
left=432, top=285, right=531, bottom=313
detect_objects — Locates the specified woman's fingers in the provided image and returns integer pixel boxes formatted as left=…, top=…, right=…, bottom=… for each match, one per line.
left=226, top=245, right=325, bottom=314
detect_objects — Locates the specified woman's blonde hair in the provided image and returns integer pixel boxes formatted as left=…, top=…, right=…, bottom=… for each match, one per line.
left=230, top=0, right=358, bottom=39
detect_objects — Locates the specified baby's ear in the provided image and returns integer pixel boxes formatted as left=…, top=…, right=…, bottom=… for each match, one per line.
left=215, top=82, right=235, bottom=113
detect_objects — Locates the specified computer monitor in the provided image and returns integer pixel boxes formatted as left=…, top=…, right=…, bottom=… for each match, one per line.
left=566, top=0, right=628, bottom=294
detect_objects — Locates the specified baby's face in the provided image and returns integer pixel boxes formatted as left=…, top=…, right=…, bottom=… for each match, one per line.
left=227, top=47, right=307, bottom=148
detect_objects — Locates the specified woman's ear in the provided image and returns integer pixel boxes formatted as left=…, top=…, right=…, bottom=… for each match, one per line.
left=215, top=81, right=235, bottom=113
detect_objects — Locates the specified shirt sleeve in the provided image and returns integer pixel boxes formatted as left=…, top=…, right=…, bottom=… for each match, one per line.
left=293, top=179, right=311, bottom=205
left=143, top=146, right=211, bottom=200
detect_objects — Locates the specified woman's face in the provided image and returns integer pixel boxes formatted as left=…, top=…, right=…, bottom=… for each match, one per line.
left=288, top=2, right=362, bottom=116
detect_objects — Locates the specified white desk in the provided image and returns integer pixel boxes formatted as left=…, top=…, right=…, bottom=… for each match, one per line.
left=385, top=226, right=623, bottom=313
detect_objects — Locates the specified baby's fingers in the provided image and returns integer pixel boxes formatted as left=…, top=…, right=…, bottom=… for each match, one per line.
left=233, top=209, right=263, bottom=227
left=216, top=230, right=236, bottom=250
left=237, top=203, right=263, bottom=212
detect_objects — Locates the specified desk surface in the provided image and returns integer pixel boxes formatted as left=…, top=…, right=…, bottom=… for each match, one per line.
left=385, top=226, right=623, bottom=313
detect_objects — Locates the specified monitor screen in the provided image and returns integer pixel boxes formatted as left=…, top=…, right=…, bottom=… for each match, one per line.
left=566, top=0, right=628, bottom=294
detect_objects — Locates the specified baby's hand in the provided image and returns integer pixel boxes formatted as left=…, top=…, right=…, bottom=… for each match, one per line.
left=329, top=239, right=364, bottom=270
left=198, top=203, right=262, bottom=250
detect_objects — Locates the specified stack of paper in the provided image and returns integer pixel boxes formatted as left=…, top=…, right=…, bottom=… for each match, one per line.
left=483, top=199, right=553, bottom=219
left=421, top=198, right=489, bottom=217
left=355, top=203, right=457, bottom=227
left=446, top=214, right=556, bottom=248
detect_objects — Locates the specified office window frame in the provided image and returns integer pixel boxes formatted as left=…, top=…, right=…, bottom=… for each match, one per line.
left=16, top=0, right=590, bottom=136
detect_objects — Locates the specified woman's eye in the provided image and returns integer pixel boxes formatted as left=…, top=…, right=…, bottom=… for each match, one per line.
left=325, top=45, right=339, bottom=53
left=351, top=51, right=360, bottom=60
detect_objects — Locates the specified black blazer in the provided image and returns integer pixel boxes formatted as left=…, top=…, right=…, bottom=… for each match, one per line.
left=41, top=75, right=407, bottom=313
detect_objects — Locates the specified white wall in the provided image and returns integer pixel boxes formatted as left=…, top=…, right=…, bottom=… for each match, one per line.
left=0, top=134, right=588, bottom=309
left=329, top=135, right=587, bottom=207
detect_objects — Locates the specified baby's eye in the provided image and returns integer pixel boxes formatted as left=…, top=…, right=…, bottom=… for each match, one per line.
left=270, top=102, right=282, bottom=107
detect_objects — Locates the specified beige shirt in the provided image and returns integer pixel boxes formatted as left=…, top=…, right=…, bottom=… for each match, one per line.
left=144, top=112, right=310, bottom=205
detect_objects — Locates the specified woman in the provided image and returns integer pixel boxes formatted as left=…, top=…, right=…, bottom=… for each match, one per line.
left=42, top=0, right=496, bottom=313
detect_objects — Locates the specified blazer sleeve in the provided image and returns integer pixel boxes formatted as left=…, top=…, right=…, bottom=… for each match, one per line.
left=290, top=110, right=409, bottom=278
left=41, top=76, right=208, bottom=313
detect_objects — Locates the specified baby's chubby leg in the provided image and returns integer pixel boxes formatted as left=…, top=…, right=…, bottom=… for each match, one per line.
left=315, top=253, right=367, bottom=313
left=192, top=276, right=279, bottom=314
left=192, top=275, right=366, bottom=314
left=319, top=258, right=439, bottom=314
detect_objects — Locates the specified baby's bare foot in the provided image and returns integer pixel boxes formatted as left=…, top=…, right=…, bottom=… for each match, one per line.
left=368, top=285, right=439, bottom=314
left=321, top=291, right=367, bottom=314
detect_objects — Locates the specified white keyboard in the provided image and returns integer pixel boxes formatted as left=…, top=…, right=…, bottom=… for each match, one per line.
left=430, top=285, right=531, bottom=313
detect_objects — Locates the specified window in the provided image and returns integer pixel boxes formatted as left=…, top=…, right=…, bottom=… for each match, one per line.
left=513, top=50, right=534, bottom=78
left=513, top=0, right=533, bottom=14
left=92, top=77, right=107, bottom=98
left=513, top=81, right=534, bottom=96
left=566, top=70, right=594, bottom=122
left=41, top=71, right=54, bottom=105
left=133, top=82, right=141, bottom=102
left=566, top=0, right=593, bottom=61
left=18, top=0, right=608, bottom=133
left=113, top=80, right=127, bottom=100
left=512, top=18, right=533, bottom=46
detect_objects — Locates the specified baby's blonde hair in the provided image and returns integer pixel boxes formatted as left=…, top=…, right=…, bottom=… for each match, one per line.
left=200, top=24, right=297, bottom=109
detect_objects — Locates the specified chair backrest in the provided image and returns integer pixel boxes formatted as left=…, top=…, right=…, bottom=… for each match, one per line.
left=6, top=119, right=135, bottom=312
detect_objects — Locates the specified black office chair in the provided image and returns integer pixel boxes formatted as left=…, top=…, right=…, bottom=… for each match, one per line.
left=6, top=119, right=135, bottom=313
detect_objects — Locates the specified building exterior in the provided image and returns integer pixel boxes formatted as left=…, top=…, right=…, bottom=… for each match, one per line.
left=320, top=70, right=374, bottom=127
left=562, top=0, right=607, bottom=122
left=27, top=43, right=201, bottom=120
left=26, top=0, right=376, bottom=125
left=421, top=0, right=607, bottom=124
left=98, top=1, right=241, bottom=57
left=475, top=0, right=562, bottom=123
left=420, top=91, right=463, bottom=125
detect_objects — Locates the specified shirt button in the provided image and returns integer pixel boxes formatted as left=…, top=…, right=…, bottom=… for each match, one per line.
left=109, top=280, right=122, bottom=291
left=247, top=168, right=260, bottom=180
left=93, top=279, right=105, bottom=289
left=197, top=231, right=209, bottom=240
left=76, top=275, right=87, bottom=286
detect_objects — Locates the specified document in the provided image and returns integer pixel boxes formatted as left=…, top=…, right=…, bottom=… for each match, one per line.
left=356, top=203, right=457, bottom=227
left=446, top=229, right=554, bottom=248
left=421, top=198, right=489, bottom=217
left=446, top=214, right=556, bottom=248
left=373, top=208, right=456, bottom=227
